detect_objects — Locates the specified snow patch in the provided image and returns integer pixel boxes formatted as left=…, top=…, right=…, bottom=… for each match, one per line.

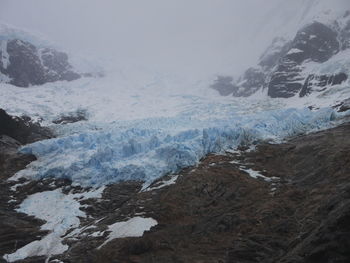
left=143, top=175, right=179, bottom=192
left=240, top=168, right=279, bottom=182
left=98, top=217, right=157, bottom=249
left=3, top=187, right=105, bottom=262
left=287, top=48, right=304, bottom=55
left=10, top=180, right=30, bottom=192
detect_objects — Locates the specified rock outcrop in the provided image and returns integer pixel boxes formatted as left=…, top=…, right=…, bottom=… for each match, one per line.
left=212, top=16, right=350, bottom=101
left=267, top=22, right=341, bottom=98
left=0, top=109, right=54, bottom=260
left=0, top=38, right=80, bottom=87
left=0, top=109, right=51, bottom=144
left=210, top=76, right=237, bottom=96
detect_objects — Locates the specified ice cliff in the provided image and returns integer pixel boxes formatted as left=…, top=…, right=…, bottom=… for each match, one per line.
left=12, top=107, right=346, bottom=187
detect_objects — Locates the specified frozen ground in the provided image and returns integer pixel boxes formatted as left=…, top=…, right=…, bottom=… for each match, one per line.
left=0, top=66, right=280, bottom=126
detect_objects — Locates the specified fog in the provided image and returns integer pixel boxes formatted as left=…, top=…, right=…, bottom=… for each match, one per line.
left=0, top=0, right=303, bottom=76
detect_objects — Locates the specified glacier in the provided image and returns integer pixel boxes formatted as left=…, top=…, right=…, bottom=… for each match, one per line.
left=13, top=107, right=347, bottom=188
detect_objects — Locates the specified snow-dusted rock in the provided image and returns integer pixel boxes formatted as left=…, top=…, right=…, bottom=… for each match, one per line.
left=213, top=2, right=350, bottom=102
left=267, top=22, right=341, bottom=98
left=0, top=24, right=80, bottom=87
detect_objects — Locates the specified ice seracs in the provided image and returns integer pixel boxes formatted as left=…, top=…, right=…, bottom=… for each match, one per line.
left=9, top=107, right=349, bottom=188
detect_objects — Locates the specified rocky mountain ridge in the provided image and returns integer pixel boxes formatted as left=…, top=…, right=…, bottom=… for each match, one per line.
left=0, top=24, right=80, bottom=87
left=212, top=7, right=350, bottom=103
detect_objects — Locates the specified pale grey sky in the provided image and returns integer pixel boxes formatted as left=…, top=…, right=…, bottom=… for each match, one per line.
left=0, top=0, right=303, bottom=76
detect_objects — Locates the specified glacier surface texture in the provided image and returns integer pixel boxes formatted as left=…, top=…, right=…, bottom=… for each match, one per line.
left=14, top=107, right=347, bottom=188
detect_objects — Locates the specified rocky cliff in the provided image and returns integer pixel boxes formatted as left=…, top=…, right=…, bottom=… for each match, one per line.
left=0, top=24, right=80, bottom=87
left=212, top=4, right=350, bottom=102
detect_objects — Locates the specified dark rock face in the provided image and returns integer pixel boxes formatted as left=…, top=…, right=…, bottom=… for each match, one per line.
left=40, top=47, right=80, bottom=82
left=211, top=68, right=266, bottom=97
left=340, top=11, right=350, bottom=50
left=0, top=109, right=54, bottom=259
left=268, top=22, right=341, bottom=98
left=300, top=73, right=348, bottom=97
left=52, top=109, right=88, bottom=124
left=0, top=139, right=47, bottom=259
left=267, top=59, right=304, bottom=98
left=210, top=76, right=237, bottom=96
left=213, top=20, right=349, bottom=100
left=259, top=38, right=292, bottom=70
left=236, top=67, right=266, bottom=97
left=0, top=39, right=80, bottom=87
left=338, top=98, right=350, bottom=112
left=0, top=109, right=52, bottom=144
left=290, top=22, right=339, bottom=63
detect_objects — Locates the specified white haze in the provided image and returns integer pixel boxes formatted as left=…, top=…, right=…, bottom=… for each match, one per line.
left=1, top=0, right=314, bottom=77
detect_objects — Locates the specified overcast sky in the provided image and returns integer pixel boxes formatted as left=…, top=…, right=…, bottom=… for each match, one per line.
left=0, top=0, right=303, bottom=76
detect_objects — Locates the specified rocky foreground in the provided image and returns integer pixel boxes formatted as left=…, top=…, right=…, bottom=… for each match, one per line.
left=0, top=112, right=350, bottom=262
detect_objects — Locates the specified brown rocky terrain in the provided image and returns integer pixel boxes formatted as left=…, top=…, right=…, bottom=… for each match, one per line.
left=1, top=109, right=350, bottom=263
left=76, top=123, right=350, bottom=263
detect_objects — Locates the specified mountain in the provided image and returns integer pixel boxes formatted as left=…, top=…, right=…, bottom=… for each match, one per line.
left=212, top=0, right=350, bottom=108
left=0, top=23, right=80, bottom=87
left=1, top=1, right=350, bottom=262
